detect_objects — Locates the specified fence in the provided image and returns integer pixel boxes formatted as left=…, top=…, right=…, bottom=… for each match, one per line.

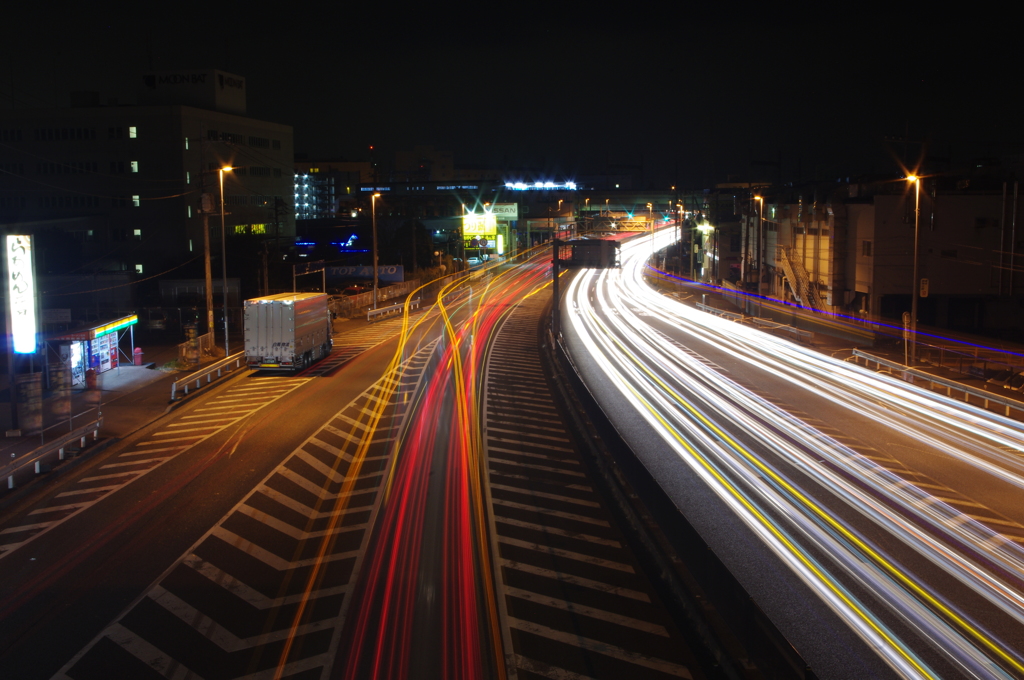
left=331, top=279, right=423, bottom=318
left=851, top=349, right=1024, bottom=419
left=177, top=331, right=214, bottom=364
left=171, top=353, right=245, bottom=400
left=3, top=416, right=103, bottom=493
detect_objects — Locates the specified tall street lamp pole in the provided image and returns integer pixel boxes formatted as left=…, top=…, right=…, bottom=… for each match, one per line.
left=219, top=167, right=233, bottom=358
left=754, top=195, right=764, bottom=316
left=371, top=192, right=381, bottom=309
left=754, top=196, right=764, bottom=291
left=908, top=175, right=921, bottom=366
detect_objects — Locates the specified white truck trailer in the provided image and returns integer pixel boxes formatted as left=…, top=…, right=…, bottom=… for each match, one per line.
left=244, top=293, right=332, bottom=371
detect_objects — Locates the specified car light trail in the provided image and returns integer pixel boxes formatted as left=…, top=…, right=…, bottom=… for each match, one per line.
left=338, top=255, right=552, bottom=679
left=565, top=228, right=1024, bottom=679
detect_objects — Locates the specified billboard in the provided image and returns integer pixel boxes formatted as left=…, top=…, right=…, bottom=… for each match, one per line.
left=463, top=213, right=497, bottom=238
left=6, top=235, right=38, bottom=354
left=327, top=265, right=404, bottom=283
left=491, top=203, right=518, bottom=219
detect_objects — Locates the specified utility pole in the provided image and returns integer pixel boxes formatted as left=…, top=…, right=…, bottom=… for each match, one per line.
left=199, top=135, right=215, bottom=339
left=551, top=238, right=561, bottom=338
left=202, top=205, right=215, bottom=338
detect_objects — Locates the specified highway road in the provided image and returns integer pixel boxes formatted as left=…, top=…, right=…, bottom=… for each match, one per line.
left=562, top=227, right=1024, bottom=679
left=0, top=250, right=712, bottom=680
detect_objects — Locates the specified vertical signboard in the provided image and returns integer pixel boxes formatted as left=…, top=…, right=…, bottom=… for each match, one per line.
left=6, top=235, right=38, bottom=354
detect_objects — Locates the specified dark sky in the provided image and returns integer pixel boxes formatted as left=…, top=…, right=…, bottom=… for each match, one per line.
left=5, top=7, right=1020, bottom=187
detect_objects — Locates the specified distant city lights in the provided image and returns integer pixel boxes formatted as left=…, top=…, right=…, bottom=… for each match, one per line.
left=504, top=181, right=577, bottom=191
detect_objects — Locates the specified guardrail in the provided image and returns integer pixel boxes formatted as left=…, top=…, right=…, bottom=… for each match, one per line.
left=4, top=417, right=103, bottom=492
left=749, top=317, right=814, bottom=342
left=171, top=352, right=245, bottom=401
left=696, top=302, right=744, bottom=322
left=852, top=349, right=1024, bottom=419
left=695, top=302, right=813, bottom=342
left=367, top=298, right=421, bottom=322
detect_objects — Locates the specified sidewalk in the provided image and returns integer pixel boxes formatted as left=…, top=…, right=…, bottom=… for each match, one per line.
left=0, top=317, right=383, bottom=484
left=0, top=341, right=231, bottom=473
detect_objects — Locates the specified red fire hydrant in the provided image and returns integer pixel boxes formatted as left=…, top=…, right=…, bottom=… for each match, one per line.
left=133, top=347, right=144, bottom=366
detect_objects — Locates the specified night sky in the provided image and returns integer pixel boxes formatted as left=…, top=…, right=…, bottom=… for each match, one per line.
left=5, top=8, right=1020, bottom=188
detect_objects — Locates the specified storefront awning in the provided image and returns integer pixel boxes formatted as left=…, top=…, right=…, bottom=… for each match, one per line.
left=51, top=314, right=138, bottom=342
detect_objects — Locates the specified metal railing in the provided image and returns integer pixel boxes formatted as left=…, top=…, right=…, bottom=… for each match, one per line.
left=851, top=349, right=1024, bottom=419
left=171, top=352, right=245, bottom=401
left=177, top=331, right=214, bottom=364
left=367, top=298, right=421, bottom=322
left=695, top=302, right=813, bottom=342
left=695, top=302, right=744, bottom=323
left=3, top=417, right=103, bottom=492
left=749, top=317, right=814, bottom=342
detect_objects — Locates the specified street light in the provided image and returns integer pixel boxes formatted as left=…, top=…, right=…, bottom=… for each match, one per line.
left=218, top=166, right=233, bottom=358
left=908, top=175, right=921, bottom=366
left=753, top=195, right=764, bottom=295
left=371, top=192, right=381, bottom=309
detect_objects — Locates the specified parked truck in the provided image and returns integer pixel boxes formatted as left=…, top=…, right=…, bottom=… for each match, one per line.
left=244, top=293, right=332, bottom=371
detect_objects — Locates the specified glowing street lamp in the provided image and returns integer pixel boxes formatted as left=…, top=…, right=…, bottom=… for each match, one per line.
left=218, top=166, right=233, bottom=357
left=372, top=192, right=381, bottom=308
left=753, top=195, right=764, bottom=296
left=908, top=175, right=921, bottom=366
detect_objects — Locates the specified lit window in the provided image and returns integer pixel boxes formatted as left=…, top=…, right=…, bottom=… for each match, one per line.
left=130, top=161, right=139, bottom=173
left=133, top=229, right=142, bottom=240
left=186, top=171, right=190, bottom=184
left=184, top=137, right=189, bottom=150
left=135, top=264, right=143, bottom=273
left=129, top=126, right=137, bottom=138
left=132, top=195, right=140, bottom=207
left=189, top=239, right=193, bottom=252
left=188, top=205, right=192, bottom=218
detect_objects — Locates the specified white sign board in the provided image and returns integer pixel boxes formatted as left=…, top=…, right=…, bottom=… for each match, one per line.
left=491, top=203, right=519, bottom=219
left=6, top=234, right=37, bottom=354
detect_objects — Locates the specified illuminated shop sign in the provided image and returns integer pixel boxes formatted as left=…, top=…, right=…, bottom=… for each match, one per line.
left=462, top=213, right=497, bottom=237
left=6, top=234, right=37, bottom=354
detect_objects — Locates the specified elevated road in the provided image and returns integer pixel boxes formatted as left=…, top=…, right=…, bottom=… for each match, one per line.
left=562, top=227, right=1024, bottom=679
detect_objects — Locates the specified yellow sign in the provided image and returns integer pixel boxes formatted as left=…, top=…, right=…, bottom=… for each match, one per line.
left=462, top=213, right=497, bottom=237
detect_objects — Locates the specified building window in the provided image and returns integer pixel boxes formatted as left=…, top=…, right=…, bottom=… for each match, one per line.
left=130, top=161, right=139, bottom=173
left=185, top=137, right=189, bottom=150
left=187, top=205, right=192, bottom=218
left=135, top=264, right=143, bottom=273
left=132, top=195, right=140, bottom=207
left=861, top=240, right=872, bottom=257
left=133, top=229, right=142, bottom=240
left=129, top=126, right=137, bottom=138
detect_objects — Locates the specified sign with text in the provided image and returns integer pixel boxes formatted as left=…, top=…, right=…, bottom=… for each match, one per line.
left=6, top=234, right=38, bottom=353
left=327, top=265, right=404, bottom=283
left=491, top=203, right=518, bottom=219
left=463, top=212, right=497, bottom=237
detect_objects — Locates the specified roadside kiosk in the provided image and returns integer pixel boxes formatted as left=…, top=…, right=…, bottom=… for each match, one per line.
left=50, top=314, right=139, bottom=387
